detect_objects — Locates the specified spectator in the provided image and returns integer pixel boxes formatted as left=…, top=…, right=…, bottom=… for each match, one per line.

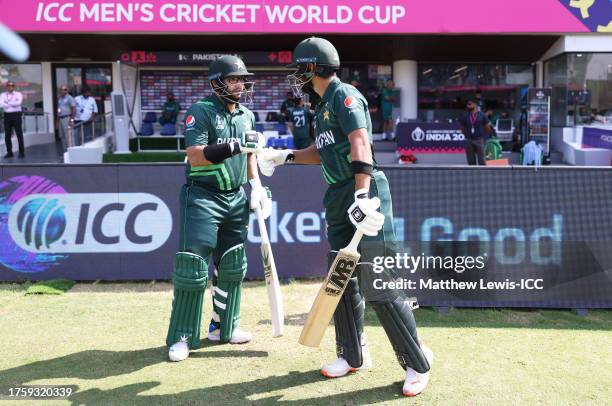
left=74, top=86, right=98, bottom=142
left=287, top=96, right=314, bottom=149
left=56, top=85, right=75, bottom=149
left=459, top=98, right=492, bottom=165
left=0, top=81, right=25, bottom=158
left=380, top=79, right=395, bottom=140
left=159, top=92, right=181, bottom=125
left=279, top=92, right=295, bottom=123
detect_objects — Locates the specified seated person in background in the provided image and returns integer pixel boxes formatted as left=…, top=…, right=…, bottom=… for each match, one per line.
left=159, top=92, right=181, bottom=125
left=287, top=96, right=314, bottom=149
left=279, top=91, right=295, bottom=123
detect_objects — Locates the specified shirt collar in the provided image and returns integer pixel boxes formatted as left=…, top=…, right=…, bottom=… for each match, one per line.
left=321, top=77, right=342, bottom=103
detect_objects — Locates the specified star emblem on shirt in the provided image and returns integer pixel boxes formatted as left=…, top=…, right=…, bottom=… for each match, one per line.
left=323, top=110, right=329, bottom=121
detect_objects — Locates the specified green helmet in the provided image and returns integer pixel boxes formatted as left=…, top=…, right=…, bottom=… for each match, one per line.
left=208, top=55, right=254, bottom=105
left=287, top=37, right=339, bottom=98
left=208, top=55, right=253, bottom=80
left=288, top=37, right=340, bottom=68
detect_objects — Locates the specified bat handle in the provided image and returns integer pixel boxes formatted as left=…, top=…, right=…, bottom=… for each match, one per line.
left=345, top=230, right=364, bottom=253
left=254, top=207, right=271, bottom=245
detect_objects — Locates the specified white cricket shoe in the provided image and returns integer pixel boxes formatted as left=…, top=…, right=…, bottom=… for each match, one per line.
left=208, top=327, right=253, bottom=344
left=320, top=345, right=372, bottom=378
left=402, top=344, right=434, bottom=397
left=168, top=336, right=190, bottom=362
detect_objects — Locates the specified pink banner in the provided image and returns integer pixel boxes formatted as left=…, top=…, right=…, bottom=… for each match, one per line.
left=0, top=0, right=591, bottom=34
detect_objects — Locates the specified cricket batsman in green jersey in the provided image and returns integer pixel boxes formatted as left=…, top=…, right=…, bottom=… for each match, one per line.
left=258, top=37, right=433, bottom=397
left=166, top=55, right=269, bottom=362
left=287, top=96, right=314, bottom=149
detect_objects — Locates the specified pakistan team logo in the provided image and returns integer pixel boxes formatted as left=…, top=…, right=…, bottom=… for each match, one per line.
left=215, top=114, right=225, bottom=130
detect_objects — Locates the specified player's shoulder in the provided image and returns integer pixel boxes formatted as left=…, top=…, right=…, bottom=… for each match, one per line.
left=332, top=82, right=367, bottom=109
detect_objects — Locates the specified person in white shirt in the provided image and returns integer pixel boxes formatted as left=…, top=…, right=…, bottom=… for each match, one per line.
left=73, top=86, right=98, bottom=142
left=0, top=81, right=25, bottom=158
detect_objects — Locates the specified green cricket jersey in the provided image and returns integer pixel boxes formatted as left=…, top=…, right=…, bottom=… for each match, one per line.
left=183, top=95, right=255, bottom=191
left=289, top=106, right=313, bottom=149
left=314, top=78, right=374, bottom=185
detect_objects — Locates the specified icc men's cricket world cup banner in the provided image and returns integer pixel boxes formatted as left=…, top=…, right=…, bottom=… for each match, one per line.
left=1, top=164, right=611, bottom=309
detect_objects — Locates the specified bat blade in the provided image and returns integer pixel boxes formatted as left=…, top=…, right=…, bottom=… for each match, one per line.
left=299, top=243, right=361, bottom=347
left=255, top=206, right=284, bottom=337
left=261, top=241, right=284, bottom=337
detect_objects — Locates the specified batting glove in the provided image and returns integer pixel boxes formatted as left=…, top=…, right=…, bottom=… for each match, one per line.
left=257, top=148, right=294, bottom=177
left=249, top=178, right=272, bottom=219
left=347, top=189, right=384, bottom=236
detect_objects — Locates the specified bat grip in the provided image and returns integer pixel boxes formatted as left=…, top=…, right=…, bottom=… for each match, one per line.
left=254, top=207, right=271, bottom=245
left=345, top=230, right=364, bottom=253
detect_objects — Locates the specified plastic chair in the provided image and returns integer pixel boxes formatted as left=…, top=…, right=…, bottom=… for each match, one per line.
left=139, top=122, right=154, bottom=136
left=275, top=123, right=287, bottom=135
left=143, top=112, right=157, bottom=123
left=285, top=136, right=294, bottom=149
left=272, top=137, right=286, bottom=149
left=160, top=123, right=177, bottom=136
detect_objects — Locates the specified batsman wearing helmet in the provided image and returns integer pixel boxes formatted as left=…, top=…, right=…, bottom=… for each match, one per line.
left=166, top=55, right=269, bottom=362
left=258, top=38, right=433, bottom=396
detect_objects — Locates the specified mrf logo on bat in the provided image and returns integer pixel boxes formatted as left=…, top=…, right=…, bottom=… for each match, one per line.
left=324, top=258, right=356, bottom=296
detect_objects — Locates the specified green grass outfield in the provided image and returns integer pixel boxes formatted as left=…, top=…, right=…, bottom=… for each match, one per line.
left=0, top=281, right=610, bottom=405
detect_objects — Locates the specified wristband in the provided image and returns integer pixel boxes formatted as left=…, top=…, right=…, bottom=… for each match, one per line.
left=203, top=142, right=241, bottom=164
left=354, top=188, right=369, bottom=199
left=351, top=160, right=374, bottom=175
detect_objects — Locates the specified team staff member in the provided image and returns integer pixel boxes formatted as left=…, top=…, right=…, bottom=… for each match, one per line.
left=159, top=92, right=181, bottom=125
left=459, top=98, right=492, bottom=165
left=287, top=96, right=314, bottom=149
left=56, top=85, right=76, bottom=149
left=0, top=81, right=25, bottom=158
left=74, top=86, right=98, bottom=141
left=258, top=37, right=433, bottom=397
left=166, top=55, right=268, bottom=362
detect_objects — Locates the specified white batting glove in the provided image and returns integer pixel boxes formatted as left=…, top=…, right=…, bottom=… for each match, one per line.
left=257, top=148, right=294, bottom=177
left=347, top=189, right=384, bottom=236
left=240, top=131, right=266, bottom=155
left=249, top=178, right=272, bottom=219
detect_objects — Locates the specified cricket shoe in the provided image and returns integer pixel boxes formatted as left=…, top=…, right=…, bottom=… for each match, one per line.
left=320, top=345, right=372, bottom=378
left=402, top=344, right=434, bottom=397
left=168, top=335, right=190, bottom=362
left=207, top=322, right=252, bottom=344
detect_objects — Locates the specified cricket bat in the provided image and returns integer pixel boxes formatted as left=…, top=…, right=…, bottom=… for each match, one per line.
left=255, top=206, right=284, bottom=337
left=299, top=198, right=380, bottom=347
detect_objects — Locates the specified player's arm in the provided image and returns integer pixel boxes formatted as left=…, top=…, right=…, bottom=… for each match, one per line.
left=348, top=128, right=373, bottom=191
left=293, top=144, right=321, bottom=164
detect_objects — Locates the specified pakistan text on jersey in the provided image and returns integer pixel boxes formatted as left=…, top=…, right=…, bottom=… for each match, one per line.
left=217, top=138, right=242, bottom=144
left=316, top=130, right=335, bottom=149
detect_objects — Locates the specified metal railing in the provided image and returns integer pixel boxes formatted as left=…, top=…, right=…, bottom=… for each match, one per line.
left=0, top=111, right=49, bottom=135
left=66, top=112, right=113, bottom=148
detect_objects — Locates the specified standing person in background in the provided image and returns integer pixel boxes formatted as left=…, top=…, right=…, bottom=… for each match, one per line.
left=56, top=85, right=76, bottom=150
left=380, top=79, right=395, bottom=141
left=0, top=81, right=25, bottom=158
left=459, top=98, right=492, bottom=165
left=279, top=91, right=295, bottom=124
left=73, top=86, right=98, bottom=142
left=287, top=96, right=314, bottom=149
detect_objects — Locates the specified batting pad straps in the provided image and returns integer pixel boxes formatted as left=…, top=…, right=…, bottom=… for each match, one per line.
left=203, top=142, right=241, bottom=164
left=351, top=160, right=373, bottom=176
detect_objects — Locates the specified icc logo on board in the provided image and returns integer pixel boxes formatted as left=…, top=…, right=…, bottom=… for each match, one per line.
left=0, top=176, right=172, bottom=273
left=411, top=127, right=425, bottom=142
left=8, top=193, right=172, bottom=253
